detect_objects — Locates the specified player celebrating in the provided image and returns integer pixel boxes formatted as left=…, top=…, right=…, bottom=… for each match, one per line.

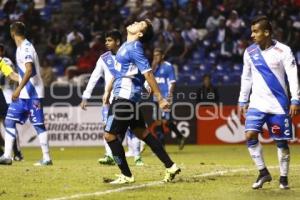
left=80, top=30, right=144, bottom=166
left=239, top=16, right=299, bottom=189
left=0, top=44, right=23, bottom=161
left=148, top=48, right=185, bottom=149
left=0, top=22, right=52, bottom=166
left=103, top=19, right=180, bottom=184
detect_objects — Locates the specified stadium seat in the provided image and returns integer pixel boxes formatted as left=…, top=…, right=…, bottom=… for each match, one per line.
left=39, top=6, right=52, bottom=22
left=48, top=0, right=61, bottom=12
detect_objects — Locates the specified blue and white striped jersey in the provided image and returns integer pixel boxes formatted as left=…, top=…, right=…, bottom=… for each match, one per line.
left=112, top=40, right=151, bottom=102
left=153, top=61, right=176, bottom=99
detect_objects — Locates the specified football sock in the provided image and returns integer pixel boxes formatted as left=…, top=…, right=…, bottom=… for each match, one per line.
left=38, top=132, right=51, bottom=161
left=103, top=136, right=113, bottom=157
left=108, top=139, right=132, bottom=177
left=277, top=147, right=290, bottom=177
left=4, top=131, right=15, bottom=159
left=143, top=133, right=173, bottom=168
left=247, top=139, right=266, bottom=170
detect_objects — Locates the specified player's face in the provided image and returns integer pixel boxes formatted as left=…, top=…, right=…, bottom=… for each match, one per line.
left=251, top=23, right=268, bottom=45
left=127, top=21, right=147, bottom=35
left=153, top=51, right=164, bottom=64
left=105, top=37, right=118, bottom=51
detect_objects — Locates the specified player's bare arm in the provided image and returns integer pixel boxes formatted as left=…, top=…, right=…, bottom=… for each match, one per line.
left=12, top=62, right=32, bottom=101
left=144, top=71, right=169, bottom=111
left=102, top=77, right=114, bottom=105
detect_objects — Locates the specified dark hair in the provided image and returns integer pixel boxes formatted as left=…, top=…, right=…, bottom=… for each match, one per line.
left=10, top=21, right=26, bottom=36
left=140, top=19, right=154, bottom=44
left=105, top=29, right=122, bottom=44
left=153, top=47, right=164, bottom=54
left=0, top=43, right=4, bottom=51
left=251, top=15, right=272, bottom=34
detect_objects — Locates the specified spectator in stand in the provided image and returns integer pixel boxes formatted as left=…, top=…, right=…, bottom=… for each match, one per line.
left=67, top=25, right=85, bottom=58
left=226, top=10, right=245, bottom=38
left=220, top=33, right=235, bottom=62
left=197, top=74, right=219, bottom=104
left=46, top=22, right=65, bottom=55
left=65, top=46, right=97, bottom=80
left=55, top=35, right=73, bottom=68
left=205, top=8, right=225, bottom=32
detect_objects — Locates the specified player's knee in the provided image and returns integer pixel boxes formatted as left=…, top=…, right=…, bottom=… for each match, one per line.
left=245, top=131, right=258, bottom=140
left=33, top=124, right=46, bottom=134
left=4, top=119, right=16, bottom=128
left=275, top=140, right=289, bottom=149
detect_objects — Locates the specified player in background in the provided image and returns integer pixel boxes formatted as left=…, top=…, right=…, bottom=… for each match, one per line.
left=0, top=44, right=23, bottom=161
left=238, top=15, right=299, bottom=189
left=80, top=30, right=144, bottom=166
left=103, top=19, right=180, bottom=184
left=147, top=48, right=185, bottom=149
left=0, top=21, right=52, bottom=166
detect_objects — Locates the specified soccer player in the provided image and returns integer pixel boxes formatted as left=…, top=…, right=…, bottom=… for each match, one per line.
left=148, top=48, right=185, bottom=149
left=103, top=19, right=181, bottom=184
left=80, top=30, right=144, bottom=166
left=0, top=44, right=23, bottom=161
left=0, top=21, right=52, bottom=166
left=238, top=16, right=299, bottom=189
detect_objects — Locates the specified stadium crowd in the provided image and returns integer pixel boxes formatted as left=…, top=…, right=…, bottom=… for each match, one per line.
left=0, top=0, right=299, bottom=86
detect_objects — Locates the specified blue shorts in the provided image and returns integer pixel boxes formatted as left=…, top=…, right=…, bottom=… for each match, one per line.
left=5, top=98, right=45, bottom=125
left=245, top=108, right=293, bottom=140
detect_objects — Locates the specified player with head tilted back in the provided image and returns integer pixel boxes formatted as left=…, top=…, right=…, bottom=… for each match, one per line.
left=238, top=15, right=300, bottom=189
left=0, top=21, right=52, bottom=166
left=80, top=30, right=144, bottom=166
left=103, top=19, right=181, bottom=184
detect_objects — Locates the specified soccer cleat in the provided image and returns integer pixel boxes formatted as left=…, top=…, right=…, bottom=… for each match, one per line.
left=109, top=174, right=135, bottom=184
left=98, top=155, right=115, bottom=165
left=134, top=156, right=144, bottom=166
left=34, top=160, right=53, bottom=166
left=279, top=176, right=289, bottom=190
left=178, top=136, right=186, bottom=150
left=13, top=152, right=24, bottom=161
left=252, top=173, right=272, bottom=189
left=163, top=163, right=181, bottom=182
left=0, top=156, right=12, bottom=165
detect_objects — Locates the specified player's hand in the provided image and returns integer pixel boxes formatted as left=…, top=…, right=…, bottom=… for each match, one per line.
left=239, top=104, right=249, bottom=115
left=102, top=91, right=110, bottom=105
left=80, top=99, right=87, bottom=110
left=158, top=98, right=170, bottom=112
left=12, top=88, right=21, bottom=101
left=289, top=104, right=299, bottom=118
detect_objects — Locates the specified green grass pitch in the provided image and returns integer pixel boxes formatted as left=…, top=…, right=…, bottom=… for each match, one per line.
left=0, top=145, right=300, bottom=200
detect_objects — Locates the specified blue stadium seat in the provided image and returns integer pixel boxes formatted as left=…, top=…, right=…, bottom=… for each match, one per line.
left=48, top=0, right=61, bottom=12
left=40, top=6, right=52, bottom=22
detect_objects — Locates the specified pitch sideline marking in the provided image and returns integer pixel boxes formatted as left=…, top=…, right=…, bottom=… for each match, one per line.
left=47, top=165, right=299, bottom=200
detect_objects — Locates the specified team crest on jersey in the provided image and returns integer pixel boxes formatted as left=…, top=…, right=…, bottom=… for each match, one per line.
left=107, top=59, right=112, bottom=65
left=271, top=124, right=281, bottom=134
left=253, top=54, right=259, bottom=60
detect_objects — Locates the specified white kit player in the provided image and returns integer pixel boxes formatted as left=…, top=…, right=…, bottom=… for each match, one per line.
left=239, top=16, right=300, bottom=189
left=0, top=21, right=52, bottom=166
